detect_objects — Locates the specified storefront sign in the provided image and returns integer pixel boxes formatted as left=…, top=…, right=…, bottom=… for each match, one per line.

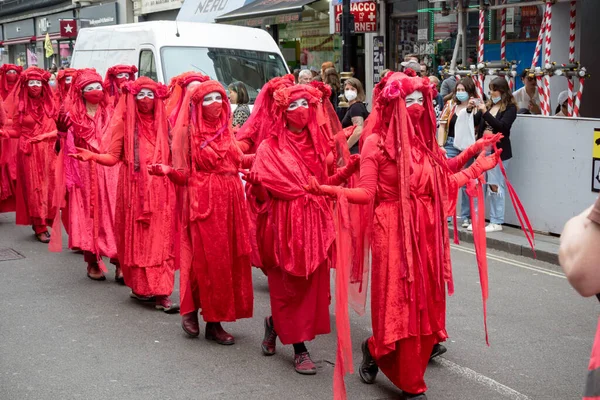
left=80, top=3, right=119, bottom=27
left=417, top=28, right=427, bottom=41
left=334, top=1, right=377, bottom=33
left=301, top=36, right=334, bottom=52
left=373, top=35, right=384, bottom=84
left=413, top=42, right=435, bottom=55
left=506, top=7, right=515, bottom=34
left=140, top=0, right=184, bottom=14
left=280, top=21, right=330, bottom=40
left=178, top=0, right=250, bottom=23
left=60, top=20, right=78, bottom=38
left=5, top=19, right=35, bottom=40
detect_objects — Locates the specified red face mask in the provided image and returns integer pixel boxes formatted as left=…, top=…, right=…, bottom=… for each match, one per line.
left=407, top=104, right=425, bottom=125
left=116, top=77, right=128, bottom=89
left=83, top=90, right=104, bottom=105
left=285, top=107, right=309, bottom=131
left=6, top=74, right=18, bottom=84
left=137, top=97, right=154, bottom=114
left=203, top=102, right=222, bottom=123
left=28, top=86, right=42, bottom=98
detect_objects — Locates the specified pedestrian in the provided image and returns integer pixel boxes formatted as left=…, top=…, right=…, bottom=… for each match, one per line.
left=103, top=65, right=137, bottom=107
left=428, top=75, right=444, bottom=123
left=151, top=78, right=254, bottom=343
left=420, top=62, right=428, bottom=77
left=70, top=76, right=179, bottom=312
left=229, top=81, right=251, bottom=129
left=475, top=77, right=518, bottom=233
left=440, top=73, right=458, bottom=103
left=554, top=90, right=569, bottom=117
left=1, top=67, right=58, bottom=242
left=322, top=67, right=341, bottom=111
left=245, top=84, right=358, bottom=375
left=341, top=77, right=369, bottom=154
left=0, top=64, right=22, bottom=214
left=50, top=68, right=120, bottom=281
left=401, top=60, right=421, bottom=76
left=297, top=69, right=312, bottom=85
left=513, top=70, right=541, bottom=115
left=438, top=77, right=482, bottom=228
left=305, top=71, right=501, bottom=398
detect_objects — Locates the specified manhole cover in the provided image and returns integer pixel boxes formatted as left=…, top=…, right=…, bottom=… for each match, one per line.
left=0, top=248, right=25, bottom=262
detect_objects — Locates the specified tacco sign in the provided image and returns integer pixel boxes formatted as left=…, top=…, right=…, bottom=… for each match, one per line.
left=334, top=1, right=377, bottom=33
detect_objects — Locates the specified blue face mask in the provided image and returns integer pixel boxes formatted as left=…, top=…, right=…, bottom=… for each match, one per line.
left=456, top=92, right=469, bottom=102
left=492, top=96, right=502, bottom=104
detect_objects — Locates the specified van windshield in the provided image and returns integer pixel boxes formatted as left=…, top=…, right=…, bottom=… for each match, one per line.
left=161, top=46, right=288, bottom=104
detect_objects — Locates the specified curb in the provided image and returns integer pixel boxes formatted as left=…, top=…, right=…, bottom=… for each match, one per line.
left=456, top=229, right=560, bottom=266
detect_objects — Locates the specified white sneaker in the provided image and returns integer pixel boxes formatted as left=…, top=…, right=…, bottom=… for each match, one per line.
left=467, top=224, right=473, bottom=231
left=461, top=219, right=470, bottom=228
left=485, top=223, right=503, bottom=233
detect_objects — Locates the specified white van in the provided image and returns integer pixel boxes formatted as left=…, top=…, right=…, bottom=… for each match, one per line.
left=70, top=21, right=289, bottom=103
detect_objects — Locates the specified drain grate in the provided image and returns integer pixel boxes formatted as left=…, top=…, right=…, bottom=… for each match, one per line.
left=0, top=248, right=25, bottom=262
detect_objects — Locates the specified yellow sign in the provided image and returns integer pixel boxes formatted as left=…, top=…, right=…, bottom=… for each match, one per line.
left=594, top=129, right=600, bottom=159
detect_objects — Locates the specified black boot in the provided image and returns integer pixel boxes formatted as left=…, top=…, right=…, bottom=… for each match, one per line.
left=430, top=343, right=447, bottom=360
left=359, top=339, right=379, bottom=384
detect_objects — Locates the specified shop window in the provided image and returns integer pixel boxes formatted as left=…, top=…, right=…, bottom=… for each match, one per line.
left=139, top=49, right=157, bottom=81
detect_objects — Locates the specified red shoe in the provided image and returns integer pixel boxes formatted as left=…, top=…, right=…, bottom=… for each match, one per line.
left=261, top=317, right=277, bottom=356
left=155, top=296, right=180, bottom=314
left=205, top=322, right=235, bottom=345
left=114, top=265, right=124, bottom=285
left=86, top=263, right=106, bottom=281
left=35, top=231, right=51, bottom=243
left=294, top=352, right=317, bottom=375
left=182, top=311, right=199, bottom=337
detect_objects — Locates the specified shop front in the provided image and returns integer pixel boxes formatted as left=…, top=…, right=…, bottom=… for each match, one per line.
left=135, top=0, right=183, bottom=21
left=3, top=19, right=37, bottom=68
left=34, top=9, right=76, bottom=70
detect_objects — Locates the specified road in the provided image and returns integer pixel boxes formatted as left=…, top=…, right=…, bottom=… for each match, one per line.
left=0, top=211, right=596, bottom=400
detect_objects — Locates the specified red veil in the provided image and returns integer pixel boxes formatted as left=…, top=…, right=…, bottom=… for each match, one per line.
left=103, top=65, right=137, bottom=106
left=165, top=72, right=209, bottom=128
left=0, top=64, right=23, bottom=101
left=16, top=67, right=57, bottom=124
left=56, top=68, right=77, bottom=108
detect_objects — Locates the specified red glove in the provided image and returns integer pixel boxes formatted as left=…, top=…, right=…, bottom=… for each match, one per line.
left=447, top=134, right=503, bottom=173
left=451, top=150, right=502, bottom=188
left=327, top=154, right=360, bottom=186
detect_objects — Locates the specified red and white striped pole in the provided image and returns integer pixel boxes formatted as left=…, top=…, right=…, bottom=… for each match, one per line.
left=500, top=0, right=507, bottom=62
left=531, top=7, right=547, bottom=70
left=477, top=7, right=485, bottom=100
left=543, top=1, right=553, bottom=116
left=567, top=0, right=577, bottom=116
left=573, top=77, right=584, bottom=117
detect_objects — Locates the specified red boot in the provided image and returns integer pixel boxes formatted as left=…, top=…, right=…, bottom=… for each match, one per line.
left=155, top=296, right=179, bottom=314
left=86, top=263, right=106, bottom=281
left=181, top=311, right=200, bottom=337
left=205, top=322, right=235, bottom=345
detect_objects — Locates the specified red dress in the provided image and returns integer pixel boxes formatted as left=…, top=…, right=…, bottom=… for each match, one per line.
left=251, top=130, right=335, bottom=344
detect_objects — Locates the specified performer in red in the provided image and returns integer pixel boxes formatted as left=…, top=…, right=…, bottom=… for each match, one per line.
left=306, top=72, right=501, bottom=398
left=71, top=76, right=178, bottom=311
left=55, top=68, right=77, bottom=108
left=0, top=67, right=58, bottom=242
left=0, top=64, right=20, bottom=213
left=165, top=71, right=207, bottom=127
left=103, top=65, right=137, bottom=107
left=149, top=79, right=253, bottom=341
left=245, top=84, right=358, bottom=375
left=51, top=69, right=120, bottom=282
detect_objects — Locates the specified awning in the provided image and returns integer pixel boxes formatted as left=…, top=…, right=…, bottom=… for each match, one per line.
left=2, top=36, right=36, bottom=45
left=215, top=0, right=317, bottom=23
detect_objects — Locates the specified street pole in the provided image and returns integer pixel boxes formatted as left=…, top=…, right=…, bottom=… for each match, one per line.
left=339, top=0, right=353, bottom=108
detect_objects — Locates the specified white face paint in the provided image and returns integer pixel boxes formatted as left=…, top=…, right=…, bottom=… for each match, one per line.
left=116, top=72, right=130, bottom=79
left=83, top=82, right=103, bottom=92
left=6, top=70, right=17, bottom=75
left=202, top=91, right=223, bottom=106
left=405, top=90, right=424, bottom=108
left=187, top=80, right=201, bottom=90
left=65, top=76, right=73, bottom=84
left=28, top=80, right=42, bottom=87
left=287, top=98, right=309, bottom=111
left=136, top=89, right=155, bottom=100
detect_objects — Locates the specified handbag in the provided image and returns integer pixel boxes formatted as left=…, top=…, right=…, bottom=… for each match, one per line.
left=453, top=107, right=476, bottom=151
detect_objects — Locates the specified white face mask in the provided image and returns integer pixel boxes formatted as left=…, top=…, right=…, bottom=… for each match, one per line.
left=202, top=91, right=223, bottom=106
left=83, top=82, right=103, bottom=92
left=344, top=89, right=357, bottom=102
left=287, top=98, right=309, bottom=111
left=28, top=80, right=42, bottom=87
left=136, top=88, right=155, bottom=99
left=65, top=76, right=73, bottom=84
left=405, top=90, right=424, bottom=108
left=116, top=72, right=129, bottom=79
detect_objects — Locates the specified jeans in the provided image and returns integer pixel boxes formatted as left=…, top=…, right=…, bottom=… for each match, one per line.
left=486, top=158, right=511, bottom=224
left=444, top=137, right=471, bottom=220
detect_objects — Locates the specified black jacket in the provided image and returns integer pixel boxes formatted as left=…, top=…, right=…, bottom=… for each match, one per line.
left=477, top=103, right=517, bottom=161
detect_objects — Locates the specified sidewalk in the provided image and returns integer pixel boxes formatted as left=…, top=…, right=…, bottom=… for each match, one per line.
left=452, top=224, right=560, bottom=265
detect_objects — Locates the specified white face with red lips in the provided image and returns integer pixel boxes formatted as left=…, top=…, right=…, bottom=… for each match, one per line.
left=116, top=72, right=130, bottom=79
left=287, top=98, right=309, bottom=111
left=405, top=90, right=424, bottom=108
left=28, top=80, right=42, bottom=87
left=83, top=82, right=103, bottom=92
left=136, top=89, right=155, bottom=99
left=202, top=91, right=223, bottom=106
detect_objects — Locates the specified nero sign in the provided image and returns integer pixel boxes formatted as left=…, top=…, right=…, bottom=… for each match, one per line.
left=334, top=1, right=377, bottom=33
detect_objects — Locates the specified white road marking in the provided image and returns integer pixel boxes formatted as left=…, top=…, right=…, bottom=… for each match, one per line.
left=435, top=357, right=531, bottom=400
left=450, top=244, right=566, bottom=279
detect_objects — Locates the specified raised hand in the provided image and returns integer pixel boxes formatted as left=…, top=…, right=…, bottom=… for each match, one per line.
left=56, top=113, right=72, bottom=133
left=475, top=149, right=502, bottom=172
left=69, top=146, right=96, bottom=162
left=147, top=163, right=172, bottom=176
left=239, top=169, right=261, bottom=185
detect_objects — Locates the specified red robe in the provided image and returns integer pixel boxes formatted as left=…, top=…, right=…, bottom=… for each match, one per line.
left=107, top=101, right=175, bottom=296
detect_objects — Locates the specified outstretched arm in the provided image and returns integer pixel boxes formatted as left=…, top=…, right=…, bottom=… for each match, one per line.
left=449, top=150, right=501, bottom=189
left=447, top=134, right=502, bottom=173
left=326, top=154, right=360, bottom=186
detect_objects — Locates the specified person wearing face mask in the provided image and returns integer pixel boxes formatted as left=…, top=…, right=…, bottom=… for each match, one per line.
left=475, top=77, right=518, bottom=233
left=148, top=79, right=254, bottom=342
left=103, top=65, right=138, bottom=107
left=438, top=77, right=483, bottom=227
left=166, top=72, right=208, bottom=129
left=0, top=64, right=21, bottom=214
left=244, top=84, right=360, bottom=376
left=305, top=72, right=501, bottom=398
left=55, top=68, right=77, bottom=111
left=50, top=69, right=122, bottom=283
left=70, top=77, right=178, bottom=312
left=341, top=77, right=369, bottom=154
left=0, top=67, right=59, bottom=242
